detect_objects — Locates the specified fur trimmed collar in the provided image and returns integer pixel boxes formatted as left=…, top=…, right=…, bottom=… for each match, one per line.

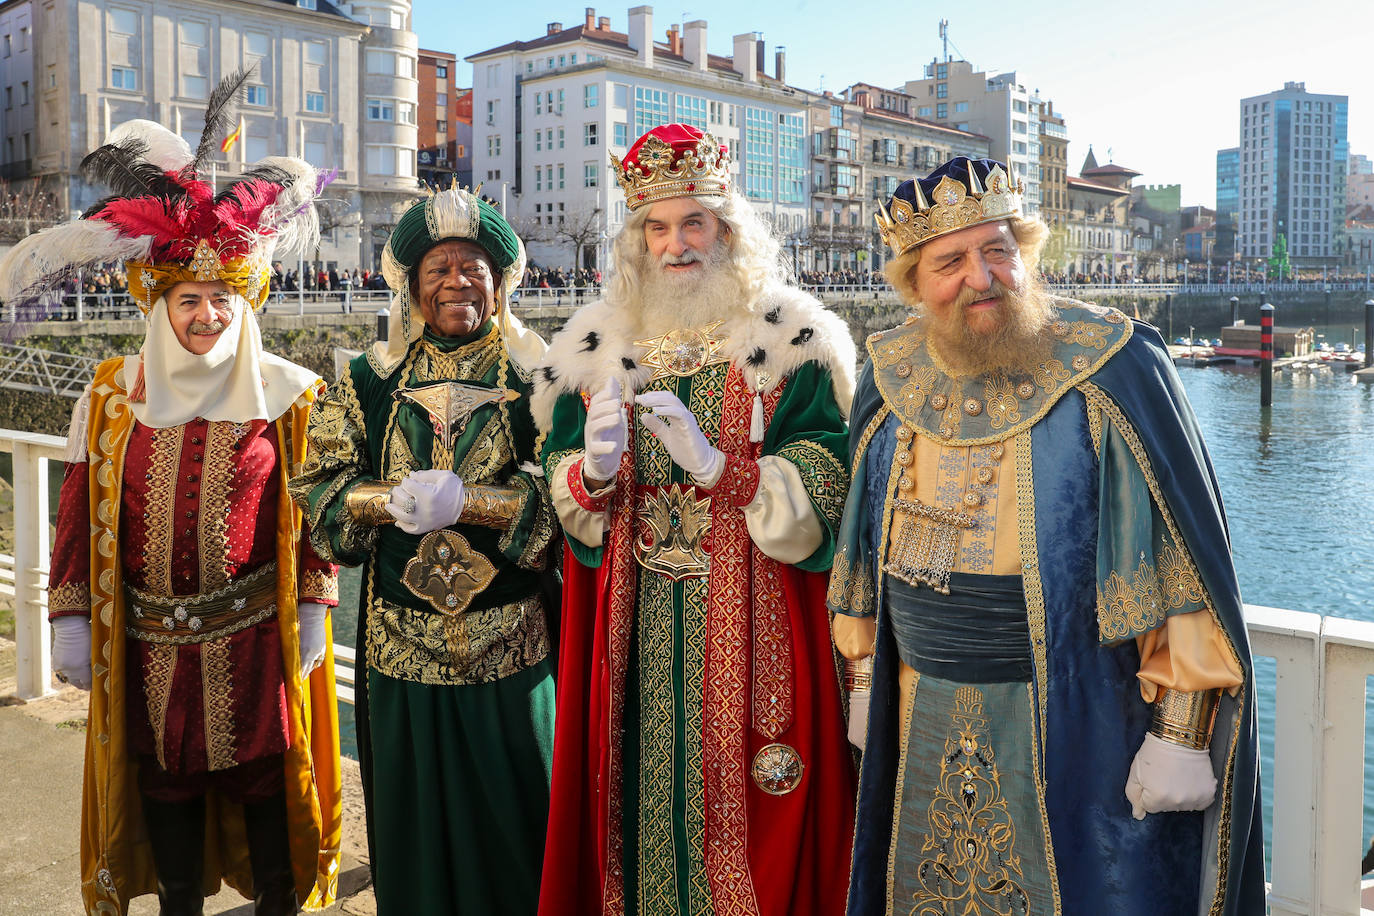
left=531, top=284, right=856, bottom=432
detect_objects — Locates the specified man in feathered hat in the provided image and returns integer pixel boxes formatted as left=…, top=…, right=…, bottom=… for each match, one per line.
left=0, top=107, right=343, bottom=914
left=533, top=123, right=857, bottom=916
left=289, top=186, right=557, bottom=914
left=829, top=156, right=1265, bottom=914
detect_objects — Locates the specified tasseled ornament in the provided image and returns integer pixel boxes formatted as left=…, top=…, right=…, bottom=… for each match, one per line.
left=129, top=357, right=147, bottom=403
left=750, top=390, right=765, bottom=443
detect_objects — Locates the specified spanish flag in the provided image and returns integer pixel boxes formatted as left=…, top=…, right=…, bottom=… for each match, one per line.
left=221, top=118, right=244, bottom=153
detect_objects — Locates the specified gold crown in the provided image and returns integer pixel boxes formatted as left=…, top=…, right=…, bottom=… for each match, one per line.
left=875, top=162, right=1023, bottom=255
left=610, top=133, right=731, bottom=210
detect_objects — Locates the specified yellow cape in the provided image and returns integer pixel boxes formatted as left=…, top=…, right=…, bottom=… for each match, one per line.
left=78, top=358, right=342, bottom=914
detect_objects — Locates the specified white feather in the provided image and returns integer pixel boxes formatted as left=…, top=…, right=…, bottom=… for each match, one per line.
left=0, top=220, right=153, bottom=302
left=103, top=119, right=193, bottom=172
left=254, top=157, right=321, bottom=260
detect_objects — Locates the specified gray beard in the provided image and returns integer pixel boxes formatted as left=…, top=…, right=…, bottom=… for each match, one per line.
left=629, top=242, right=745, bottom=333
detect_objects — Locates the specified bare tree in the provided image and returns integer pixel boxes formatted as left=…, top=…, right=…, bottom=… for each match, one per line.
left=553, top=206, right=604, bottom=270
left=0, top=176, right=66, bottom=244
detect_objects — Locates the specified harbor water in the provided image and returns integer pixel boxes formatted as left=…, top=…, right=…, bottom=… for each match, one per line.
left=333, top=325, right=1374, bottom=870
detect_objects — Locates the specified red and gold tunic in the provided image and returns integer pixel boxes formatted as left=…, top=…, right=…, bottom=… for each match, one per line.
left=50, top=416, right=339, bottom=774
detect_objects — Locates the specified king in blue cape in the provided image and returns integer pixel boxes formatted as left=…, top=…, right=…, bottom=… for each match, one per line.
left=829, top=157, right=1265, bottom=915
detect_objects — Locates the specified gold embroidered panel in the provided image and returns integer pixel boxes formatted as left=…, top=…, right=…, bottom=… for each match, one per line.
left=365, top=594, right=549, bottom=686
left=865, top=300, right=1132, bottom=447
left=201, top=637, right=238, bottom=771
left=775, top=439, right=848, bottom=533
left=142, top=427, right=184, bottom=595
left=48, top=581, right=92, bottom=616
left=198, top=421, right=247, bottom=593
left=828, top=544, right=876, bottom=617
left=1097, top=538, right=1208, bottom=644
left=301, top=569, right=340, bottom=604
left=292, top=369, right=376, bottom=562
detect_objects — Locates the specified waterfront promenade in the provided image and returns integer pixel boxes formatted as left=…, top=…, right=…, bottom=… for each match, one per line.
left=0, top=644, right=378, bottom=915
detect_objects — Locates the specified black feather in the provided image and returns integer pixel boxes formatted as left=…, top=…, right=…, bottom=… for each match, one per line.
left=212, top=163, right=300, bottom=206
left=79, top=140, right=187, bottom=202
left=791, top=328, right=814, bottom=345
left=746, top=347, right=767, bottom=366
left=764, top=307, right=780, bottom=324
left=621, top=357, right=636, bottom=370
left=190, top=67, right=254, bottom=174
left=582, top=331, right=600, bottom=351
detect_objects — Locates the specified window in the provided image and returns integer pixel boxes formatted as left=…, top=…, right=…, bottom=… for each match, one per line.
left=245, top=85, right=269, bottom=106
left=535, top=168, right=543, bottom=191
left=304, top=139, right=327, bottom=166
left=936, top=82, right=947, bottom=99
left=298, top=0, right=317, bottom=9
left=306, top=92, right=326, bottom=113
left=674, top=94, right=706, bottom=130
left=535, top=131, right=542, bottom=152
left=585, top=84, right=599, bottom=108
left=558, top=165, right=565, bottom=189
left=614, top=84, right=628, bottom=108
left=111, top=66, right=138, bottom=90
left=558, top=128, right=564, bottom=148
left=614, top=122, right=627, bottom=146
left=936, top=103, right=947, bottom=119
left=830, top=104, right=843, bottom=127
left=397, top=102, right=415, bottom=125
left=744, top=107, right=775, bottom=201
left=709, top=101, right=723, bottom=123
left=487, top=135, right=501, bottom=156
left=245, top=31, right=270, bottom=60
left=955, top=101, right=968, bottom=113
left=585, top=123, right=598, bottom=145
left=366, top=146, right=412, bottom=177
left=110, top=8, right=137, bottom=36
left=367, top=98, right=395, bottom=121
left=436, top=92, right=447, bottom=108
left=179, top=21, right=210, bottom=99
left=936, top=63, right=947, bottom=80
left=918, top=106, right=931, bottom=117
left=535, top=94, right=543, bottom=115
left=366, top=50, right=395, bottom=75
left=2, top=34, right=8, bottom=58
left=634, top=87, right=669, bottom=136
left=436, top=64, right=447, bottom=78
left=584, top=163, right=598, bottom=188
left=557, top=89, right=565, bottom=113
left=778, top=114, right=805, bottom=204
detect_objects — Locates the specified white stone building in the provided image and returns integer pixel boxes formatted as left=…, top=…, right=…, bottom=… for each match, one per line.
left=0, top=0, right=422, bottom=270
left=466, top=6, right=809, bottom=272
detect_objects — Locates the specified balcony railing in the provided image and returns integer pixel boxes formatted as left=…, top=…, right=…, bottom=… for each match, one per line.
left=1, top=426, right=1373, bottom=912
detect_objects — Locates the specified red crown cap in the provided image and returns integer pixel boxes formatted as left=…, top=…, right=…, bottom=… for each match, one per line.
left=610, top=123, right=731, bottom=211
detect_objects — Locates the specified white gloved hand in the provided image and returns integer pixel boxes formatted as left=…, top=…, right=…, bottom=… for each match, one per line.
left=635, top=391, right=725, bottom=482
left=847, top=689, right=871, bottom=749
left=582, top=378, right=628, bottom=484
left=51, top=616, right=92, bottom=690
left=297, top=601, right=328, bottom=680
left=1125, top=732, right=1218, bottom=819
left=386, top=469, right=466, bottom=535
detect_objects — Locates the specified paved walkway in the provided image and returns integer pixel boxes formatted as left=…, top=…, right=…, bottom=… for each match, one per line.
left=0, top=650, right=376, bottom=915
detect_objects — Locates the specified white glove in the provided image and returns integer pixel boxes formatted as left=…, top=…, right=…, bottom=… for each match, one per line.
left=386, top=469, right=466, bottom=535
left=297, top=601, right=328, bottom=680
left=51, top=616, right=93, bottom=690
left=1125, top=732, right=1217, bottom=819
left=847, top=689, right=871, bottom=749
left=582, top=378, right=628, bottom=483
left=635, top=391, right=725, bottom=482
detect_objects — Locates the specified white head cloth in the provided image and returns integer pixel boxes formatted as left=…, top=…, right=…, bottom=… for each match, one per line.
left=127, top=293, right=319, bottom=428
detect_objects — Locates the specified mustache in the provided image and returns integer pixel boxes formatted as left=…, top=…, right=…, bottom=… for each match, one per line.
left=188, top=319, right=227, bottom=335
left=659, top=249, right=705, bottom=268
left=952, top=279, right=1017, bottom=311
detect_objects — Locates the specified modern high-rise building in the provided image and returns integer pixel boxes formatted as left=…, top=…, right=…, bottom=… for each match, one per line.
left=0, top=0, right=422, bottom=269
left=1237, top=81, right=1348, bottom=267
left=466, top=6, right=808, bottom=271
left=1215, top=147, right=1240, bottom=260
left=902, top=59, right=1042, bottom=215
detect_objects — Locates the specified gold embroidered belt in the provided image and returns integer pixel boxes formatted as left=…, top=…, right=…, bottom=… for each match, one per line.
left=125, top=563, right=279, bottom=645
left=633, top=483, right=714, bottom=580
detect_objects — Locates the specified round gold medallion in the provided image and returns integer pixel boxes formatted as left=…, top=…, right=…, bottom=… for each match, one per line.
left=752, top=743, right=804, bottom=795
left=964, top=398, right=983, bottom=417
left=1072, top=355, right=1090, bottom=371
left=1016, top=382, right=1036, bottom=400
left=657, top=327, right=712, bottom=376
left=931, top=394, right=949, bottom=411
left=895, top=361, right=913, bottom=379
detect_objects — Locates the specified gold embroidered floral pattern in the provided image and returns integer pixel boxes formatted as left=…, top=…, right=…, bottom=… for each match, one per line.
left=828, top=544, right=876, bottom=617
left=198, top=422, right=242, bottom=593
left=776, top=439, right=848, bottom=533
left=292, top=370, right=376, bottom=562
left=984, top=376, right=1022, bottom=431
left=201, top=637, right=237, bottom=770
left=365, top=594, right=549, bottom=685
left=636, top=569, right=680, bottom=915
left=1158, top=539, right=1206, bottom=609
left=1033, top=358, right=1071, bottom=392
left=899, top=365, right=939, bottom=414
left=1098, top=556, right=1168, bottom=643
left=1065, top=321, right=1111, bottom=349
left=48, top=581, right=91, bottom=615
left=300, top=569, right=339, bottom=603
left=871, top=329, right=924, bottom=369
left=142, top=643, right=178, bottom=770
left=142, top=428, right=184, bottom=595
left=912, top=686, right=1030, bottom=916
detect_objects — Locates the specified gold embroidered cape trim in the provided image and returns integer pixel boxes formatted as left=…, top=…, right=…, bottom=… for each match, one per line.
left=776, top=439, right=848, bottom=533
left=48, top=581, right=92, bottom=615
left=865, top=300, right=1132, bottom=446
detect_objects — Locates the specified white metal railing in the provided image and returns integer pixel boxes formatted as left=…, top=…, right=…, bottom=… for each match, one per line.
left=2, top=289, right=394, bottom=323
left=0, top=343, right=104, bottom=397
left=2, top=427, right=1373, bottom=912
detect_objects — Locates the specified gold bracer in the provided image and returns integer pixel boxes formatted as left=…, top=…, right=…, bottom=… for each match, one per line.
left=1149, top=687, right=1222, bottom=750
left=843, top=656, right=874, bottom=692
left=344, top=480, right=397, bottom=527
left=459, top=485, right=524, bottom=528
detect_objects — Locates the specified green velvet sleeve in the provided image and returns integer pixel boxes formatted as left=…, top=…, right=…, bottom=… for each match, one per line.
left=762, top=361, right=851, bottom=573
left=540, top=390, right=604, bottom=568
left=288, top=364, right=379, bottom=568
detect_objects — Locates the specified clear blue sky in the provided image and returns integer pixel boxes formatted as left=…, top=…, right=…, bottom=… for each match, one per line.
left=418, top=0, right=1372, bottom=210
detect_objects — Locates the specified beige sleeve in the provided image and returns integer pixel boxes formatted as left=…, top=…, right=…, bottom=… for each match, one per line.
left=1135, top=609, right=1245, bottom=702
left=742, top=455, right=824, bottom=565
left=549, top=450, right=613, bottom=549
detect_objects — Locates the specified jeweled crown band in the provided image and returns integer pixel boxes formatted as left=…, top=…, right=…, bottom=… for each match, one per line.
left=611, top=131, right=731, bottom=211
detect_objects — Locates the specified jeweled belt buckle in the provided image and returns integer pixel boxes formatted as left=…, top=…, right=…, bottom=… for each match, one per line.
left=633, top=483, right=712, bottom=580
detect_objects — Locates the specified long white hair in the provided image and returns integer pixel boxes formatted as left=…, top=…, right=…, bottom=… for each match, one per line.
left=606, top=192, right=788, bottom=312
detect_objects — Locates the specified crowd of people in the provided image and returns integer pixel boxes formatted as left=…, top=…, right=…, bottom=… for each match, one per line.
left=11, top=115, right=1265, bottom=916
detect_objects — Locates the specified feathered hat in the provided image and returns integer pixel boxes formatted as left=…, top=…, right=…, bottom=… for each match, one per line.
left=0, top=69, right=332, bottom=316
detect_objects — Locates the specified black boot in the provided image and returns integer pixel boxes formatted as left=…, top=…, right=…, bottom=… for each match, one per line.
left=141, top=795, right=206, bottom=916
left=243, top=792, right=299, bottom=916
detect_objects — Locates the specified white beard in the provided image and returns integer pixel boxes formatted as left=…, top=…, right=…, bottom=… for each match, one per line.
left=632, top=241, right=745, bottom=334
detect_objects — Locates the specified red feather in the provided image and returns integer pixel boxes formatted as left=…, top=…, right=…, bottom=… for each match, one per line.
left=91, top=197, right=187, bottom=249
left=213, top=179, right=286, bottom=241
